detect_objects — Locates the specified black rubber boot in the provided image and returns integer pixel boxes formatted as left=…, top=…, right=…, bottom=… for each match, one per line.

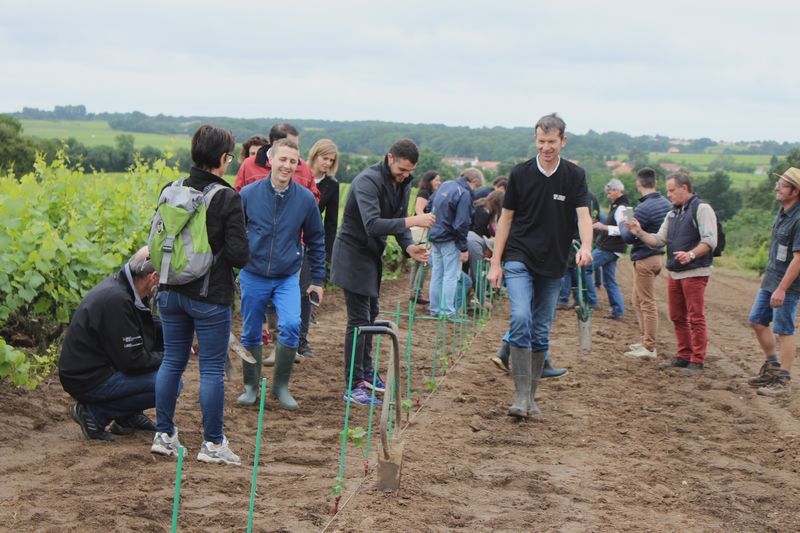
left=508, top=347, right=532, bottom=418
left=541, top=356, right=568, bottom=379
left=490, top=341, right=510, bottom=373
left=237, top=346, right=263, bottom=405
left=271, top=342, right=299, bottom=410
left=528, top=351, right=547, bottom=415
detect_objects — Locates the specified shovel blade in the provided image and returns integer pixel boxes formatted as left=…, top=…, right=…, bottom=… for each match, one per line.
left=378, top=439, right=405, bottom=492
left=579, top=319, right=592, bottom=355
left=229, top=334, right=256, bottom=364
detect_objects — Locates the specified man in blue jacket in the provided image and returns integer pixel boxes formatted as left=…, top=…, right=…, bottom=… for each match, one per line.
left=238, top=139, right=325, bottom=410
left=428, top=168, right=485, bottom=317
left=620, top=168, right=672, bottom=358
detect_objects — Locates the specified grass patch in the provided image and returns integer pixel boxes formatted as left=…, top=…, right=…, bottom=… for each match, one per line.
left=20, top=119, right=190, bottom=151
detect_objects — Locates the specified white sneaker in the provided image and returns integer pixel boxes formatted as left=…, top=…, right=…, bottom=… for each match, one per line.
left=151, top=430, right=182, bottom=457
left=628, top=343, right=643, bottom=351
left=625, top=346, right=657, bottom=359
left=197, top=437, right=241, bottom=465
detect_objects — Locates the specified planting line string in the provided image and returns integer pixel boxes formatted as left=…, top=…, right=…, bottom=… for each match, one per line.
left=246, top=377, right=268, bottom=533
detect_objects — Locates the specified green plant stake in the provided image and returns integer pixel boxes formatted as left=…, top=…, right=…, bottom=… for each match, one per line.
left=333, top=327, right=359, bottom=515
left=246, top=377, right=268, bottom=533
left=171, top=445, right=185, bottom=533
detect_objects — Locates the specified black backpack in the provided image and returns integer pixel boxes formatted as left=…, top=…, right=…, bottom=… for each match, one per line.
left=688, top=198, right=725, bottom=257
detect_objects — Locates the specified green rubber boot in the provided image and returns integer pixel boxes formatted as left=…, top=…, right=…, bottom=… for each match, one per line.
left=236, top=346, right=262, bottom=406
left=271, top=342, right=299, bottom=411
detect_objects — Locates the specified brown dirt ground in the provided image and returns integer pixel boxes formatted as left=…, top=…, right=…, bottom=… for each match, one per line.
left=1, top=261, right=799, bottom=532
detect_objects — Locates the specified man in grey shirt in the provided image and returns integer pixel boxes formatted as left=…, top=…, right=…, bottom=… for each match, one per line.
left=746, top=167, right=800, bottom=397
left=625, top=172, right=717, bottom=376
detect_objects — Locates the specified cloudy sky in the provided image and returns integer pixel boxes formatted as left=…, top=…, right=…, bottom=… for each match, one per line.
left=2, top=0, right=799, bottom=142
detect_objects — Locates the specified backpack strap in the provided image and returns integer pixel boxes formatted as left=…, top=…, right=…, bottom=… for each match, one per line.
left=198, top=183, right=227, bottom=298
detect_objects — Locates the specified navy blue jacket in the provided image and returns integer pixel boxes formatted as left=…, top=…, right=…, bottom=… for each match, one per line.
left=240, top=177, right=326, bottom=285
left=428, top=177, right=474, bottom=252
left=620, top=191, right=673, bottom=261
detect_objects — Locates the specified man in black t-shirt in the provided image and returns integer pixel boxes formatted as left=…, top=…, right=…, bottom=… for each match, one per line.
left=488, top=113, right=593, bottom=419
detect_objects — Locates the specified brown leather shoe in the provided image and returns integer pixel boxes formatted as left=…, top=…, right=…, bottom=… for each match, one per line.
left=658, top=357, right=690, bottom=370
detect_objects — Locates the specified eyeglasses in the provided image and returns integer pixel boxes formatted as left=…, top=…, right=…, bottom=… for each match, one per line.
left=224, top=153, right=234, bottom=163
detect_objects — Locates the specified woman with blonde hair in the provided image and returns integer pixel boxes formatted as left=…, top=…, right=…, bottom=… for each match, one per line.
left=295, top=139, right=340, bottom=357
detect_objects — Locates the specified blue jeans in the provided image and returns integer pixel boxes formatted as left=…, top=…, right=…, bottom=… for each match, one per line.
left=156, top=290, right=231, bottom=444
left=74, top=370, right=159, bottom=429
left=591, top=249, right=624, bottom=316
left=749, top=288, right=800, bottom=336
left=504, top=261, right=562, bottom=353
left=239, top=269, right=301, bottom=349
left=430, top=241, right=462, bottom=317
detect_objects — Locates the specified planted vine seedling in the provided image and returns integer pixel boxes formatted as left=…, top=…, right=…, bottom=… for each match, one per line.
left=331, top=476, right=344, bottom=515
left=401, top=398, right=413, bottom=424
left=347, top=426, right=369, bottom=476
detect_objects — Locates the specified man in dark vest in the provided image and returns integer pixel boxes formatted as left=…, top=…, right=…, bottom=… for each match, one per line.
left=591, top=178, right=630, bottom=319
left=330, top=139, right=434, bottom=405
left=625, top=172, right=718, bottom=375
left=620, top=168, right=673, bottom=359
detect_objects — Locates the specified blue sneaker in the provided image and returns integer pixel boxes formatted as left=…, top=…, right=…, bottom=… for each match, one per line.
left=343, top=385, right=382, bottom=406
left=362, top=372, right=386, bottom=393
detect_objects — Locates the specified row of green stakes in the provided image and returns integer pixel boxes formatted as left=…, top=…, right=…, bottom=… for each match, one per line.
left=169, top=377, right=269, bottom=532
left=330, top=255, right=502, bottom=515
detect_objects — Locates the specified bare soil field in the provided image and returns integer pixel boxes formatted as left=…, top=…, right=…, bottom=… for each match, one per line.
left=1, top=261, right=798, bottom=532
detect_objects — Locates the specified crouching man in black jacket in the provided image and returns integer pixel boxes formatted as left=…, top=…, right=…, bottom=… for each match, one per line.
left=59, top=247, right=166, bottom=441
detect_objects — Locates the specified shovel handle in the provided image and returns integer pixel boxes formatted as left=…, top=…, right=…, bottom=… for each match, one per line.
left=357, top=322, right=402, bottom=459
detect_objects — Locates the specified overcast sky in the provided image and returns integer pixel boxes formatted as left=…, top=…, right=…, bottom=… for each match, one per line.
left=2, top=0, right=799, bottom=142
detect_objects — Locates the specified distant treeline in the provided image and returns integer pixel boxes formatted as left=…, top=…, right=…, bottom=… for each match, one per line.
left=15, top=105, right=800, bottom=161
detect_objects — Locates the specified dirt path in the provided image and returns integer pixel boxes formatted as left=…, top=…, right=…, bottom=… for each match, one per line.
left=1, top=262, right=798, bottom=532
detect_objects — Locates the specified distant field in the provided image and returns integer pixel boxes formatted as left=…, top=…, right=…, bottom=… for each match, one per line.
left=20, top=119, right=190, bottom=151
left=692, top=171, right=768, bottom=190
left=648, top=152, right=771, bottom=166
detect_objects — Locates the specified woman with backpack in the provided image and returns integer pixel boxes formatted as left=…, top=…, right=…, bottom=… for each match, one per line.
left=150, top=124, right=250, bottom=465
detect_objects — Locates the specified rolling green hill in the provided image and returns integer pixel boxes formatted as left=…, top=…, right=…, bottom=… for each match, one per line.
left=20, top=119, right=190, bottom=151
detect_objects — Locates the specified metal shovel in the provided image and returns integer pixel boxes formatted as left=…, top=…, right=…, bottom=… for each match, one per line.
left=359, top=320, right=404, bottom=492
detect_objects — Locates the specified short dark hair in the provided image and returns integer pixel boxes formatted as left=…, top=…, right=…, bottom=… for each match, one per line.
left=269, top=123, right=299, bottom=144
left=535, top=113, right=566, bottom=138
left=240, top=134, right=269, bottom=160
left=493, top=176, right=508, bottom=189
left=191, top=125, right=235, bottom=170
left=636, top=167, right=657, bottom=189
left=389, top=138, right=419, bottom=164
left=667, top=172, right=693, bottom=193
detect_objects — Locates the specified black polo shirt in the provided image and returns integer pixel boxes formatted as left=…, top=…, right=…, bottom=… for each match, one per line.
left=502, top=157, right=589, bottom=278
left=763, top=201, right=800, bottom=294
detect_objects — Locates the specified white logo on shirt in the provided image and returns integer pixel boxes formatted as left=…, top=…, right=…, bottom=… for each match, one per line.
left=553, top=194, right=565, bottom=202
